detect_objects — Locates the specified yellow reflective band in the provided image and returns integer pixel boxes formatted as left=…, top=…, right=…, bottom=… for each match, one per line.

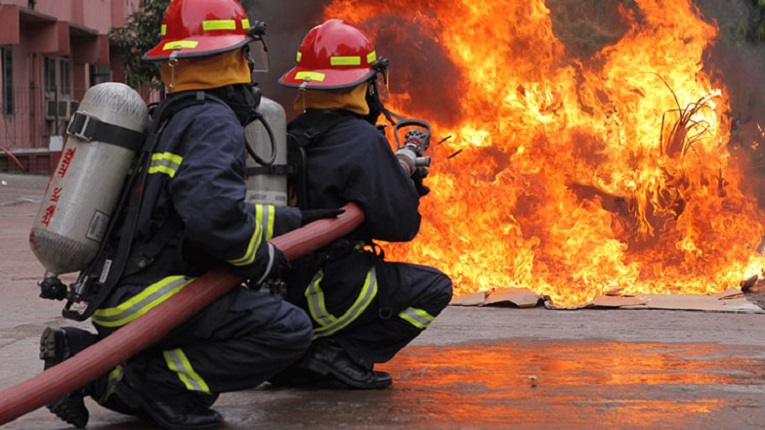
left=203, top=19, right=236, bottom=31
left=242, top=19, right=250, bottom=29
left=311, top=268, right=378, bottom=339
left=92, top=276, right=195, bottom=327
left=149, top=152, right=183, bottom=178
left=97, top=365, right=124, bottom=404
left=296, top=51, right=302, bottom=62
left=331, top=56, right=361, bottom=66
left=398, top=307, right=435, bottom=330
left=228, top=223, right=263, bottom=266
left=164, top=349, right=211, bottom=393
left=161, top=24, right=167, bottom=36
left=255, top=205, right=276, bottom=240
left=367, top=51, right=376, bottom=63
left=163, top=40, right=199, bottom=51
left=295, top=71, right=325, bottom=82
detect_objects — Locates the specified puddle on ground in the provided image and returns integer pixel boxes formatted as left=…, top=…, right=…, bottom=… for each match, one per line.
left=255, top=339, right=765, bottom=429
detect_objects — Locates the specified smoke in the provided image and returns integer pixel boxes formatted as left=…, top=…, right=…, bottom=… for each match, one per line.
left=243, top=0, right=332, bottom=119
left=358, top=14, right=465, bottom=128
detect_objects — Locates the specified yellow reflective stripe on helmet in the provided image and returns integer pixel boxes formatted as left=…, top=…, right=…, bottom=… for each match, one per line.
left=163, top=40, right=199, bottom=51
left=367, top=51, right=377, bottom=64
left=161, top=24, right=167, bottom=36
left=242, top=19, right=250, bottom=29
left=227, top=223, right=264, bottom=266
left=149, top=152, right=183, bottom=178
left=398, top=307, right=435, bottom=330
left=296, top=51, right=302, bottom=62
left=295, top=71, right=325, bottom=82
left=92, top=276, right=195, bottom=328
left=330, top=56, right=361, bottom=66
left=254, top=204, right=276, bottom=240
left=203, top=19, right=236, bottom=31
left=164, top=348, right=211, bottom=393
left=309, top=267, right=378, bottom=339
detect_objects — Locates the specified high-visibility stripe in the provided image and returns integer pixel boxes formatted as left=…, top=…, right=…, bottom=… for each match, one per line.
left=296, top=52, right=302, bottom=63
left=331, top=56, right=361, bottom=66
left=161, top=24, right=167, bottom=36
left=164, top=348, right=210, bottom=393
left=241, top=19, right=250, bottom=29
left=367, top=51, right=377, bottom=64
left=227, top=223, right=263, bottom=266
left=295, top=71, right=325, bottom=82
left=308, top=267, right=378, bottom=339
left=254, top=204, right=275, bottom=240
left=398, top=307, right=435, bottom=330
left=97, top=365, right=124, bottom=404
left=163, top=40, right=199, bottom=51
left=92, top=276, right=195, bottom=327
left=148, top=152, right=183, bottom=178
left=203, top=19, right=236, bottom=31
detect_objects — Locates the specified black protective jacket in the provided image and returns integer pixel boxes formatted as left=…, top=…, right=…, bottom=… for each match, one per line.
left=285, top=109, right=422, bottom=314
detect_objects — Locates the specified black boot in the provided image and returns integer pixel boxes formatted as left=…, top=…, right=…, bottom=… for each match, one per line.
left=303, top=339, right=392, bottom=389
left=115, top=377, right=222, bottom=430
left=39, top=326, right=98, bottom=428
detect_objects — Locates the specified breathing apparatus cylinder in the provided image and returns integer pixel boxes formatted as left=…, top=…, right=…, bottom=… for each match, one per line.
left=244, top=96, right=287, bottom=206
left=29, top=82, right=148, bottom=290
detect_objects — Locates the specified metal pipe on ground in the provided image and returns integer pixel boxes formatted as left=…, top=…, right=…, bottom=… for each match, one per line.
left=0, top=202, right=364, bottom=425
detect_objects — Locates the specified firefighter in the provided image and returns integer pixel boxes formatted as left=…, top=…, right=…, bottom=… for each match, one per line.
left=38, top=0, right=320, bottom=428
left=274, top=18, right=453, bottom=389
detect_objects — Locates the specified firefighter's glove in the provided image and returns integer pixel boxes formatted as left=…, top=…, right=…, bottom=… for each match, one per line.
left=248, top=245, right=290, bottom=295
left=412, top=166, right=430, bottom=197
left=301, top=208, right=345, bottom=226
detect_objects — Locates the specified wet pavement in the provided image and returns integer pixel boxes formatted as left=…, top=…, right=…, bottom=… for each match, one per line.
left=2, top=172, right=765, bottom=429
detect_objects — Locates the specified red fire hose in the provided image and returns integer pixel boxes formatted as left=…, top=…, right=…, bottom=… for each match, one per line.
left=0, top=203, right=364, bottom=425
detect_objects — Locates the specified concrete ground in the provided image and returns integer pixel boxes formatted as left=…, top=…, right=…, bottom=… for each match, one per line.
left=2, top=172, right=765, bottom=429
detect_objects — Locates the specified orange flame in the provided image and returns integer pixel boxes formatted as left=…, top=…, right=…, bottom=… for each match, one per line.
left=324, top=0, right=765, bottom=306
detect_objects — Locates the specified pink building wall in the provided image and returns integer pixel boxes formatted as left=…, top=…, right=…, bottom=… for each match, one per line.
left=0, top=0, right=142, bottom=173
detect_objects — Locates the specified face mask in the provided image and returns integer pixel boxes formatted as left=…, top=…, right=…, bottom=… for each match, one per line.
left=209, top=84, right=262, bottom=125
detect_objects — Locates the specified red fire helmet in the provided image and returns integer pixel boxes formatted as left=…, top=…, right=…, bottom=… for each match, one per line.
left=143, top=0, right=253, bottom=61
left=279, top=19, right=378, bottom=90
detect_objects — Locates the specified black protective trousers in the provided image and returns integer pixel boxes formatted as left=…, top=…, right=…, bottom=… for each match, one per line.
left=331, top=262, right=453, bottom=370
left=91, top=286, right=313, bottom=402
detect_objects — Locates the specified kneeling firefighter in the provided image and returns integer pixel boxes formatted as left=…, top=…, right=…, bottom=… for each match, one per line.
left=37, top=0, right=335, bottom=428
left=272, top=19, right=454, bottom=389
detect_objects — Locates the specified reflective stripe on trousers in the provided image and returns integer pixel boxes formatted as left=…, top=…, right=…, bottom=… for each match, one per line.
left=306, top=268, right=378, bottom=339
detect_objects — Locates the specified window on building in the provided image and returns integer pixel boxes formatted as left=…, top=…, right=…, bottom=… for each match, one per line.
left=44, top=56, right=56, bottom=99
left=1, top=46, right=13, bottom=117
left=59, top=57, right=70, bottom=98
left=89, top=64, right=110, bottom=86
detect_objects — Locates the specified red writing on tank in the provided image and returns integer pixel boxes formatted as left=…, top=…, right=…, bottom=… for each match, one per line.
left=57, top=147, right=76, bottom=178
left=40, top=204, right=56, bottom=227
left=49, top=187, right=62, bottom=202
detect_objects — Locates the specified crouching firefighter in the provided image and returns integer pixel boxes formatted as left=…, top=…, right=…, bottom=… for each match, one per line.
left=33, top=0, right=338, bottom=428
left=270, top=18, right=454, bottom=389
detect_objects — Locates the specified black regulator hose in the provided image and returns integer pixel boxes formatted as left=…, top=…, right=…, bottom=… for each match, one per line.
left=245, top=112, right=277, bottom=166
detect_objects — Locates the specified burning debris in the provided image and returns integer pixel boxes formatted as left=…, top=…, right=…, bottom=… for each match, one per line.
left=323, top=0, right=765, bottom=307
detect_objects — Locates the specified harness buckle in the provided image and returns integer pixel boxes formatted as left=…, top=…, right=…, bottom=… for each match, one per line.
left=66, top=112, right=93, bottom=142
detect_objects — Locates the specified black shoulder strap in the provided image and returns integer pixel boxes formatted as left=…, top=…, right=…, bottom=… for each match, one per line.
left=286, top=110, right=350, bottom=209
left=62, top=91, right=217, bottom=321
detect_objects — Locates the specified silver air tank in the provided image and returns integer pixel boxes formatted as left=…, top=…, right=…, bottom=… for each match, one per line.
left=29, top=82, right=148, bottom=283
left=244, top=97, right=287, bottom=206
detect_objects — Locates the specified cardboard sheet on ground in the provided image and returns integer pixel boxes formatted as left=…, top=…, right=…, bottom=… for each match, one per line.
left=449, top=287, right=765, bottom=313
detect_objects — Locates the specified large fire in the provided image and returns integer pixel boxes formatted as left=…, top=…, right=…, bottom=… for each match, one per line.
left=323, top=0, right=765, bottom=306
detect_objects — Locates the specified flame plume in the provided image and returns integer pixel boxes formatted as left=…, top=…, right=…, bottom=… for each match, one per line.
left=324, top=0, right=765, bottom=306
